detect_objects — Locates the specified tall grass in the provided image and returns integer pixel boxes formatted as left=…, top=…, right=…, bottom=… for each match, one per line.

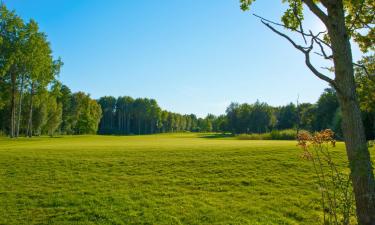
left=237, top=129, right=298, bottom=140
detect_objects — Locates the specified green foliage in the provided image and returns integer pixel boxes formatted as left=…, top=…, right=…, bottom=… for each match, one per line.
left=314, top=88, right=339, bottom=131
left=355, top=55, right=375, bottom=140
left=0, top=4, right=63, bottom=137
left=97, top=96, right=202, bottom=135
left=343, top=0, right=375, bottom=52
left=355, top=55, right=375, bottom=113
left=276, top=103, right=298, bottom=130
left=225, top=101, right=274, bottom=134
left=281, top=0, right=304, bottom=30
left=71, top=92, right=102, bottom=135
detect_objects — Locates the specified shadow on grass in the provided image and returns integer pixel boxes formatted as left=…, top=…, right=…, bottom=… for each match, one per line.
left=199, top=133, right=235, bottom=139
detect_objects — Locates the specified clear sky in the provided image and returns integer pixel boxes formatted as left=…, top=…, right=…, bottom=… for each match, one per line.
left=3, top=0, right=361, bottom=117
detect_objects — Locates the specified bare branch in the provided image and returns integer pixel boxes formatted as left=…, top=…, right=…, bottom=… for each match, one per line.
left=260, top=20, right=339, bottom=91
left=314, top=39, right=333, bottom=60
left=261, top=20, right=307, bottom=52
left=321, top=66, right=334, bottom=72
left=253, top=14, right=331, bottom=49
left=302, top=0, right=329, bottom=25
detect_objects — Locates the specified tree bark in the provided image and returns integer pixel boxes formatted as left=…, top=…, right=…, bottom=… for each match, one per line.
left=326, top=2, right=375, bottom=224
left=10, top=69, right=16, bottom=138
left=16, top=74, right=24, bottom=137
left=117, top=110, right=120, bottom=133
left=26, top=83, right=34, bottom=138
left=138, top=118, right=141, bottom=135
left=127, top=113, right=130, bottom=134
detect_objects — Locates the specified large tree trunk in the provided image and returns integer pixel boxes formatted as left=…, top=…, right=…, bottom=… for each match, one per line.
left=327, top=2, right=375, bottom=224
left=338, top=93, right=375, bottom=224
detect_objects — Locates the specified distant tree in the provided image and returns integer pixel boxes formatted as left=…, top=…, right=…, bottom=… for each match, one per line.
left=213, top=115, right=228, bottom=133
left=314, top=88, right=339, bottom=131
left=72, top=92, right=102, bottom=134
left=355, top=55, right=375, bottom=140
left=200, top=114, right=215, bottom=132
left=148, top=99, right=161, bottom=134
left=331, top=108, right=343, bottom=139
left=43, top=94, right=62, bottom=136
left=248, top=101, right=273, bottom=133
left=224, top=101, right=273, bottom=134
left=276, top=103, right=298, bottom=130
left=57, top=84, right=73, bottom=134
left=98, top=96, right=116, bottom=134
left=226, top=102, right=240, bottom=134
left=133, top=98, right=146, bottom=135
left=298, top=103, right=316, bottom=131
left=115, top=96, right=134, bottom=134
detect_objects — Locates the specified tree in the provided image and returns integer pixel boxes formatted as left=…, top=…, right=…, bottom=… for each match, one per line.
left=22, top=21, right=59, bottom=137
left=0, top=5, right=24, bottom=138
left=98, top=96, right=116, bottom=134
left=226, top=102, right=240, bottom=134
left=71, top=92, right=102, bottom=135
left=200, top=114, right=215, bottom=132
left=356, top=55, right=375, bottom=140
left=248, top=101, right=273, bottom=133
left=276, top=103, right=298, bottom=130
left=148, top=99, right=161, bottom=134
left=299, top=103, right=316, bottom=131
left=43, top=94, right=62, bottom=136
left=314, top=88, right=340, bottom=131
left=240, top=0, right=375, bottom=222
left=57, top=84, right=73, bottom=134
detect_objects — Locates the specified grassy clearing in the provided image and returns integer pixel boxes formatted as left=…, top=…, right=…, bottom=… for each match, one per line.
left=0, top=134, right=373, bottom=225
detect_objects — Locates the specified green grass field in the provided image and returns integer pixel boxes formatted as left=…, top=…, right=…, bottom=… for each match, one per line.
left=0, top=134, right=373, bottom=225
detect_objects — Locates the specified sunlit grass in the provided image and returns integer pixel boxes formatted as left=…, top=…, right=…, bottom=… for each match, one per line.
left=0, top=134, right=373, bottom=224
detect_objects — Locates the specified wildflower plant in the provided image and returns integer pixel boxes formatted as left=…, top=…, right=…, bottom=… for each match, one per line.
left=297, top=129, right=356, bottom=225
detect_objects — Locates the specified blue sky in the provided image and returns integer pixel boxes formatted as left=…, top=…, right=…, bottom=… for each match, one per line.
left=4, top=0, right=361, bottom=117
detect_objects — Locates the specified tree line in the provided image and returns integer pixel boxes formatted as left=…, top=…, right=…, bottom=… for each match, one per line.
left=97, top=74, right=374, bottom=140
left=97, top=96, right=215, bottom=135
left=197, top=57, right=374, bottom=140
left=194, top=74, right=374, bottom=141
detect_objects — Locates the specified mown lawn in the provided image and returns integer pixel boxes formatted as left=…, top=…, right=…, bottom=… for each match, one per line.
left=0, top=134, right=373, bottom=225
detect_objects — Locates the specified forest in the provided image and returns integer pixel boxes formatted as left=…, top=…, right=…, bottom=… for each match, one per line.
left=96, top=85, right=375, bottom=140
left=1, top=4, right=374, bottom=139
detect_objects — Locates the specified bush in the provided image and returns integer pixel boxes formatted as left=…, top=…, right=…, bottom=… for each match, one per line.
left=237, top=129, right=299, bottom=140
left=270, top=129, right=297, bottom=140
left=237, top=133, right=271, bottom=140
